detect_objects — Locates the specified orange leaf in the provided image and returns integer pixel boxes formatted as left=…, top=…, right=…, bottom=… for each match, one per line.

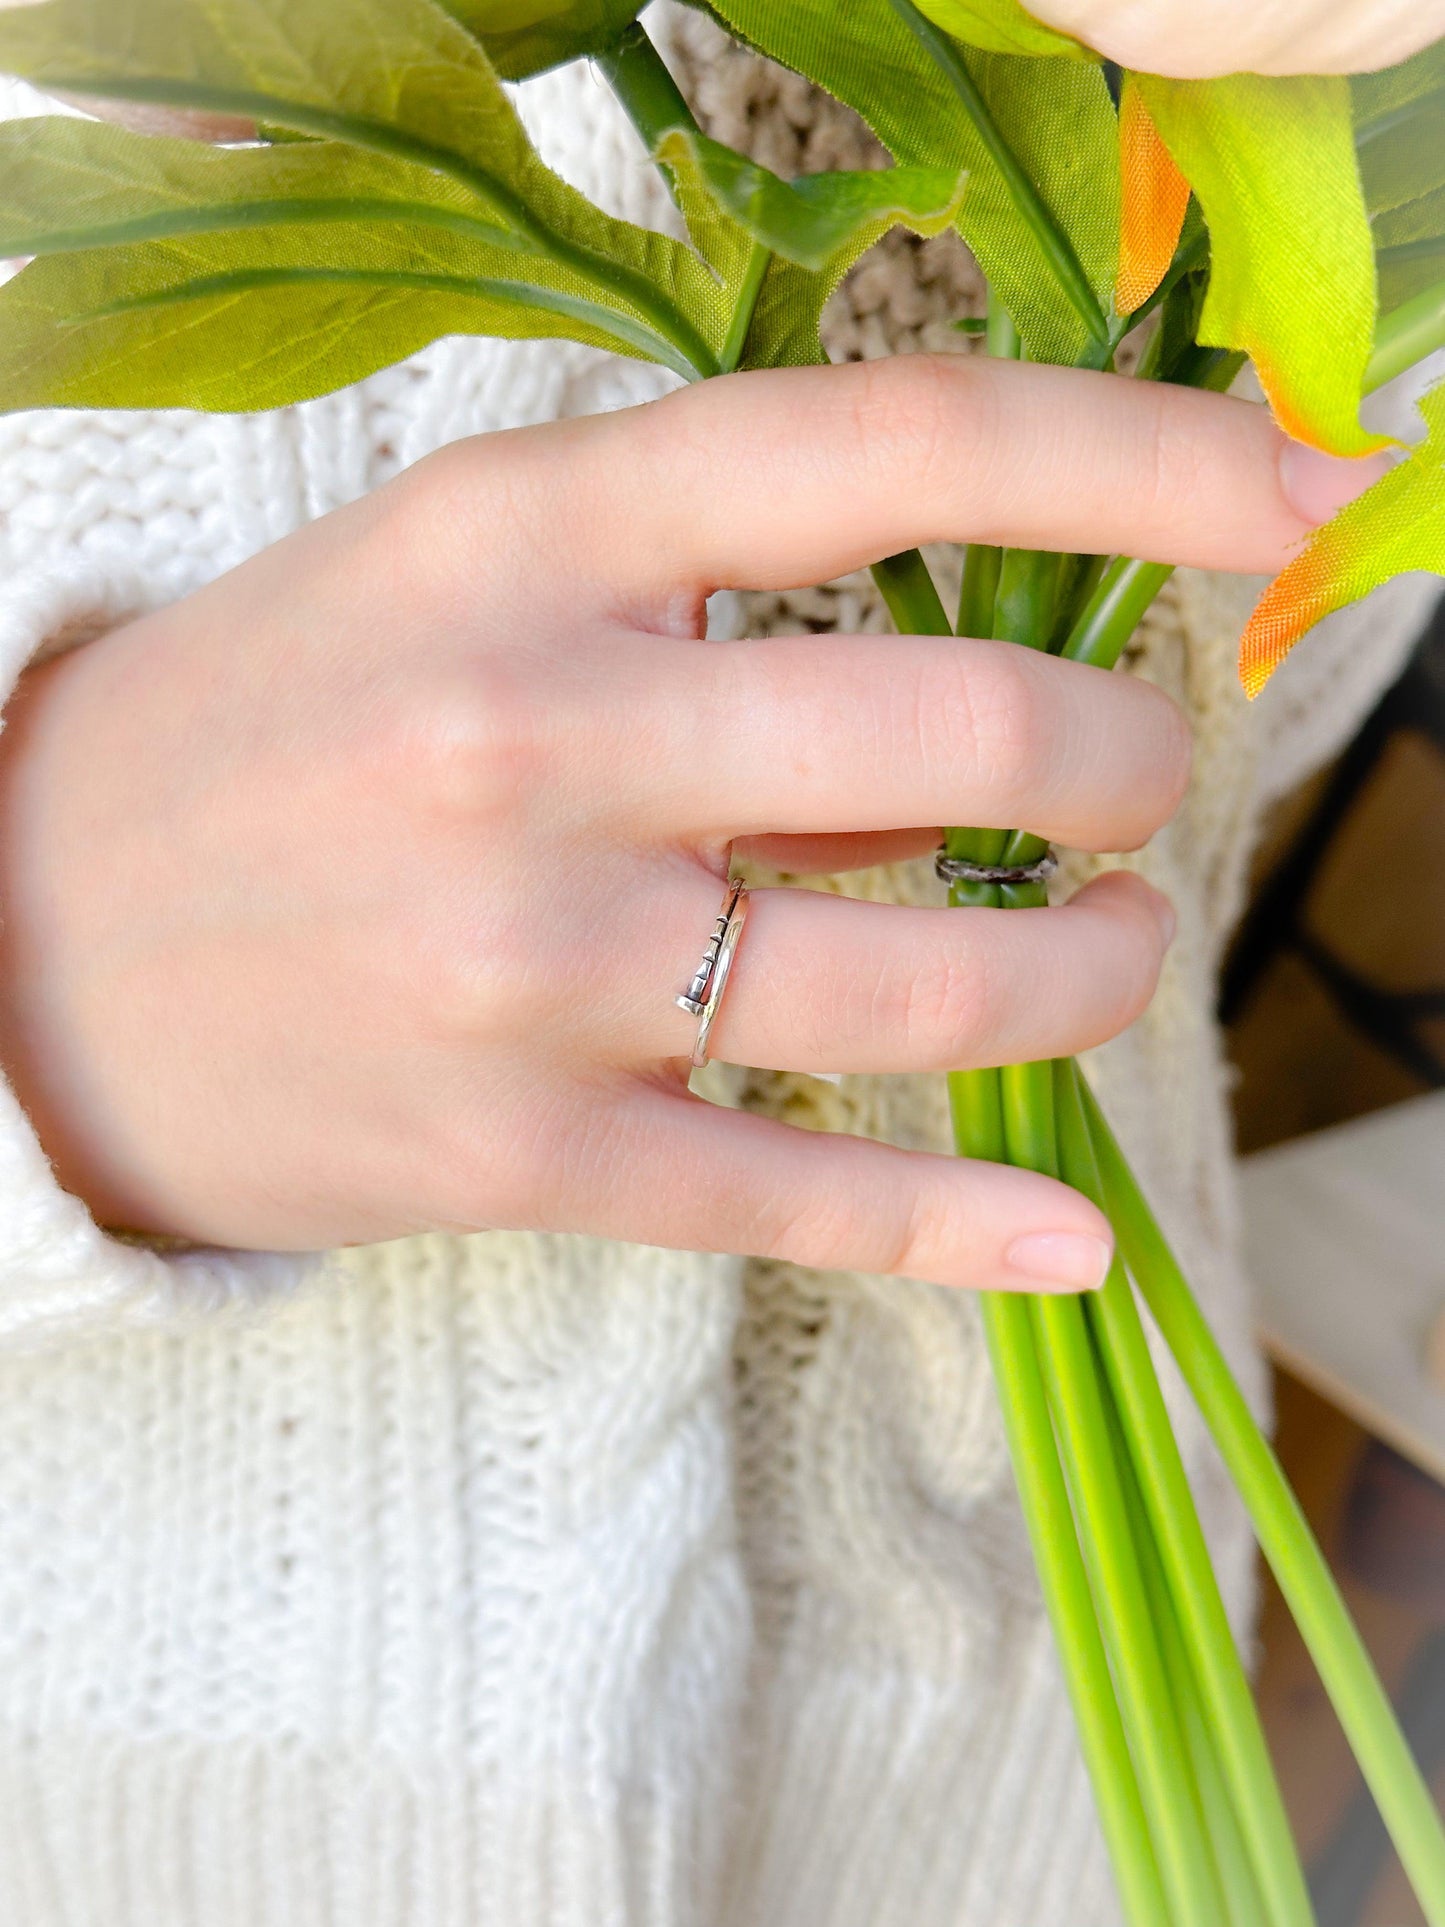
left=1237, top=540, right=1342, bottom=698
left=1240, top=376, right=1445, bottom=695
left=1116, top=74, right=1190, bottom=316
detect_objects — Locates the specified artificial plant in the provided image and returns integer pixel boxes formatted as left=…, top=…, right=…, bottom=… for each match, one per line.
left=0, top=0, right=1443, bottom=1919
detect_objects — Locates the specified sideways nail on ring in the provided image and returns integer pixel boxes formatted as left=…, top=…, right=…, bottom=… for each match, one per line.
left=676, top=877, right=750, bottom=1069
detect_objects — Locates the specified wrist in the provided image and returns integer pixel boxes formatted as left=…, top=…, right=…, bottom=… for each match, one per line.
left=0, top=647, right=155, bottom=1232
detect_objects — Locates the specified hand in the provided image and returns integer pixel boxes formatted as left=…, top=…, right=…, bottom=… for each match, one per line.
left=1030, top=0, right=1445, bottom=79
left=0, top=356, right=1379, bottom=1289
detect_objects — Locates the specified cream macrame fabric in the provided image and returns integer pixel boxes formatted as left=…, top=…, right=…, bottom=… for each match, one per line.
left=0, top=20, right=1438, bottom=1926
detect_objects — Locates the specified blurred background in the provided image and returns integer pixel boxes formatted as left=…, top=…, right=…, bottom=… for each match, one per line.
left=1229, top=590, right=1445, bottom=1925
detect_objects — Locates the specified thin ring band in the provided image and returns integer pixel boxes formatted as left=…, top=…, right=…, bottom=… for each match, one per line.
left=690, top=885, right=749, bottom=1067
left=675, top=878, right=751, bottom=1069
left=675, top=876, right=745, bottom=1019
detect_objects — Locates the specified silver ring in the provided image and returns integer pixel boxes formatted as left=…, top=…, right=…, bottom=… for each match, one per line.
left=675, top=878, right=750, bottom=1068
left=934, top=846, right=1058, bottom=887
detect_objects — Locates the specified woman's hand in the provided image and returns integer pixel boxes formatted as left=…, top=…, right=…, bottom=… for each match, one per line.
left=1030, top=0, right=1445, bottom=79
left=0, top=357, right=1379, bottom=1288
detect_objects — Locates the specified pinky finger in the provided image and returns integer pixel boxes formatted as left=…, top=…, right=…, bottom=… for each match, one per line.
left=556, top=1087, right=1114, bottom=1295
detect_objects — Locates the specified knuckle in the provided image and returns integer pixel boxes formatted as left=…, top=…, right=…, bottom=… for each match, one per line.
left=380, top=658, right=552, bottom=821
left=955, top=644, right=1050, bottom=803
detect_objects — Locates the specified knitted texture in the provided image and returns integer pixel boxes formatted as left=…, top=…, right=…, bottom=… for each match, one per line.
left=0, top=26, right=1438, bottom=1926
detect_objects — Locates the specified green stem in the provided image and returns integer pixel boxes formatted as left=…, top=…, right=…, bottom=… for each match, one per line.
left=595, top=22, right=693, bottom=152
left=992, top=546, right=1066, bottom=649
left=1081, top=1079, right=1445, bottom=1927
left=957, top=542, right=1002, bottom=639
left=1166, top=345, right=1250, bottom=396
left=718, top=239, right=772, bottom=373
left=987, top=300, right=1021, bottom=360
left=1060, top=557, right=1174, bottom=671
left=1007, top=1054, right=1223, bottom=1927
left=981, top=1283, right=1172, bottom=1927
left=1058, top=1064, right=1315, bottom=1927
left=1366, top=274, right=1445, bottom=394
left=953, top=1059, right=1169, bottom=1927
left=870, top=549, right=951, bottom=636
left=1107, top=1382, right=1268, bottom=1927
left=883, top=0, right=1109, bottom=353
left=954, top=294, right=1019, bottom=642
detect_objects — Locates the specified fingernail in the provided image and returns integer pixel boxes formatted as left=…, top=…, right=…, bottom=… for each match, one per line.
left=1004, top=1231, right=1113, bottom=1292
left=1278, top=439, right=1392, bottom=526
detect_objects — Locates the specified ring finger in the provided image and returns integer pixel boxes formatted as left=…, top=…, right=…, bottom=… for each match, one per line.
left=622, top=866, right=1176, bottom=1075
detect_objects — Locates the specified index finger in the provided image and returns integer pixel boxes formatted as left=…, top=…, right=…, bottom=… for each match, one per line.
left=550, top=356, right=1385, bottom=610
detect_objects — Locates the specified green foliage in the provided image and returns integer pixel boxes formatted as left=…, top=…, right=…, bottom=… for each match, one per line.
left=0, top=0, right=978, bottom=403
left=700, top=0, right=1118, bottom=364
left=1137, top=72, right=1380, bottom=454
left=0, top=0, right=741, bottom=402
left=656, top=128, right=966, bottom=367
left=0, top=114, right=525, bottom=258
left=658, top=131, right=964, bottom=273
left=1354, top=42, right=1445, bottom=312
left=446, top=0, right=646, bottom=80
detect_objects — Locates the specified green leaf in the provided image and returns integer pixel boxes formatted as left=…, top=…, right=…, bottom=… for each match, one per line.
left=1353, top=37, right=1445, bottom=156
left=0, top=0, right=539, bottom=223
left=650, top=128, right=966, bottom=371
left=441, top=0, right=646, bottom=81
left=1356, top=76, right=1445, bottom=225
left=700, top=0, right=1118, bottom=364
left=1240, top=374, right=1445, bottom=693
left=0, top=114, right=524, bottom=258
left=0, top=0, right=753, bottom=403
left=1136, top=72, right=1380, bottom=455
left=0, top=0, right=729, bottom=366
left=0, top=201, right=711, bottom=410
left=1352, top=42, right=1445, bottom=316
left=909, top=0, right=1085, bottom=60
left=656, top=129, right=965, bottom=272
left=1376, top=218, right=1445, bottom=318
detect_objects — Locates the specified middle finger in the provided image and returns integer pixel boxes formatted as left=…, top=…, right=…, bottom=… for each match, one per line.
left=605, top=630, right=1192, bottom=853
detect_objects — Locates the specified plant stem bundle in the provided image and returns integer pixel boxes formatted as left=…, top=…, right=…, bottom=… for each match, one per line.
left=872, top=363, right=1445, bottom=1920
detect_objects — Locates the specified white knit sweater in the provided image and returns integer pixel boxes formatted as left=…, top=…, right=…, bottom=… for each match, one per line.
left=0, top=25, right=1438, bottom=1927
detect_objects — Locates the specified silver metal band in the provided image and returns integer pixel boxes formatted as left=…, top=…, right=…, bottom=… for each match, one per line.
left=675, top=876, right=744, bottom=1019
left=675, top=877, right=750, bottom=1068
left=934, top=846, right=1058, bottom=887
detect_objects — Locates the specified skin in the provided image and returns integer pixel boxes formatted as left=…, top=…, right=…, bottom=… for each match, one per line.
left=0, top=355, right=1386, bottom=1290
left=1029, top=0, right=1445, bottom=78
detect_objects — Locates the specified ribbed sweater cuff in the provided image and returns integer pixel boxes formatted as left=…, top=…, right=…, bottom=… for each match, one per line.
left=0, top=562, right=318, bottom=1348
